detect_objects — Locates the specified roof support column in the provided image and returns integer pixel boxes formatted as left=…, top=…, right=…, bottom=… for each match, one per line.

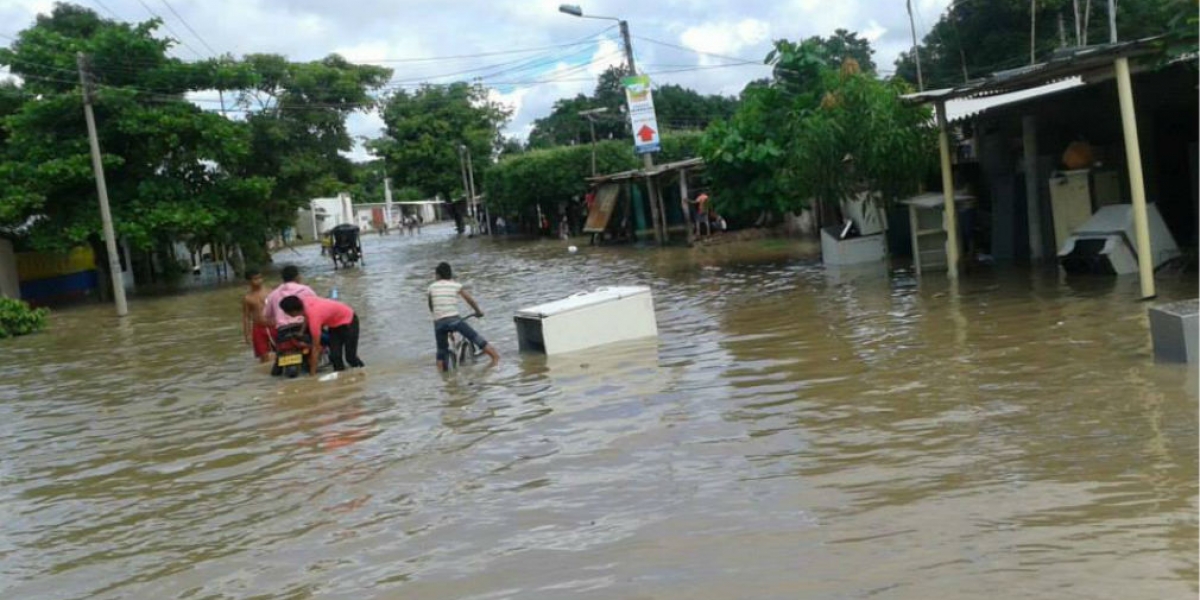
left=1114, top=56, right=1156, bottom=300
left=936, top=101, right=961, bottom=278
left=1022, top=115, right=1045, bottom=261
left=679, top=169, right=695, bottom=246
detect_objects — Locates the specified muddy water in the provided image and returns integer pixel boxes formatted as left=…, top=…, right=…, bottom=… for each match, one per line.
left=2, top=226, right=1196, bottom=599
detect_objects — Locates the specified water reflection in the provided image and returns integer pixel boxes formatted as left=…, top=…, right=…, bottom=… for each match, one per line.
left=1, top=226, right=1195, bottom=599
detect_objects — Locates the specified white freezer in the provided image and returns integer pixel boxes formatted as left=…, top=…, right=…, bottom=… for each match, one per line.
left=513, top=286, right=658, bottom=355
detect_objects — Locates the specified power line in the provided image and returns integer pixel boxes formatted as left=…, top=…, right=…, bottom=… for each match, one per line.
left=158, top=0, right=219, bottom=56
left=131, top=0, right=207, bottom=60
left=330, top=29, right=616, bottom=65
left=632, top=35, right=763, bottom=65
left=88, top=0, right=122, bottom=21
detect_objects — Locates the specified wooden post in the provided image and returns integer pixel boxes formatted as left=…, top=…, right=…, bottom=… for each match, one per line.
left=1114, top=57, right=1156, bottom=299
left=936, top=101, right=962, bottom=278
left=646, top=176, right=663, bottom=245
left=680, top=169, right=694, bottom=246
left=655, top=174, right=670, bottom=243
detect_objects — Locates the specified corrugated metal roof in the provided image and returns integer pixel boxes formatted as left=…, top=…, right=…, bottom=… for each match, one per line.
left=938, top=77, right=1085, bottom=123
left=904, top=37, right=1164, bottom=104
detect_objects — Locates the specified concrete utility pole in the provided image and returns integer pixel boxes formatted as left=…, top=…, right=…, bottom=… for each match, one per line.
left=907, top=0, right=924, bottom=91
left=616, top=20, right=652, bottom=175
left=457, top=145, right=472, bottom=235
left=1107, top=0, right=1117, bottom=42
left=465, top=147, right=479, bottom=235
left=77, top=52, right=128, bottom=317
left=560, top=4, right=665, bottom=243
left=383, top=175, right=394, bottom=226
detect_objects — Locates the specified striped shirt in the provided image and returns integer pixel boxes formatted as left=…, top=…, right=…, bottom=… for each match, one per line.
left=428, top=280, right=463, bottom=320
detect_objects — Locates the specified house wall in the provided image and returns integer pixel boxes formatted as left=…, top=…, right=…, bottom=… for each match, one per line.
left=16, top=246, right=99, bottom=305
left=0, top=239, right=19, bottom=300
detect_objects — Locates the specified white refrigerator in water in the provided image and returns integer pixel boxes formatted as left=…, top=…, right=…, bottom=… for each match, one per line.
left=513, top=286, right=658, bottom=355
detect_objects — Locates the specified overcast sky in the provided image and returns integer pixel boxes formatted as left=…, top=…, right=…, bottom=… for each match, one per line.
left=0, top=0, right=952, bottom=160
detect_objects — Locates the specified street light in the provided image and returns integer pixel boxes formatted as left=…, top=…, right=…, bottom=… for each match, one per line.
left=578, top=107, right=608, bottom=176
left=558, top=4, right=637, bottom=77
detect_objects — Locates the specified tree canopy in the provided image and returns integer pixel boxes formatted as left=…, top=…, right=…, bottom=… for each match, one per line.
left=894, top=0, right=1194, bottom=89
left=0, top=3, right=390, bottom=269
left=367, top=82, right=510, bottom=202
left=526, top=65, right=737, bottom=149
left=701, top=37, right=933, bottom=225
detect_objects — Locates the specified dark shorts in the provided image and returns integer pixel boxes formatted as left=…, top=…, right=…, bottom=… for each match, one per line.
left=434, top=317, right=488, bottom=364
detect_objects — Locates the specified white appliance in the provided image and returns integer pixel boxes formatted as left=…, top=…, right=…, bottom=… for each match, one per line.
left=1049, top=169, right=1095, bottom=252
left=514, top=286, right=658, bottom=355
left=1058, top=204, right=1180, bottom=275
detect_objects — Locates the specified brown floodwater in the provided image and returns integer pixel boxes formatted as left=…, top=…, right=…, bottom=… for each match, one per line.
left=2, top=225, right=1196, bottom=599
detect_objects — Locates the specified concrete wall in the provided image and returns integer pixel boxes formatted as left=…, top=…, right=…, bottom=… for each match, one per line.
left=308, top=193, right=355, bottom=235
left=0, top=238, right=19, bottom=299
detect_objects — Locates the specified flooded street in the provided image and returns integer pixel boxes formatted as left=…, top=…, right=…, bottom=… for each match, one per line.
left=2, top=225, right=1196, bottom=599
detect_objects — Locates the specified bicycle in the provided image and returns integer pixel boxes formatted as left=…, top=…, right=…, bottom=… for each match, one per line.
left=444, top=314, right=485, bottom=371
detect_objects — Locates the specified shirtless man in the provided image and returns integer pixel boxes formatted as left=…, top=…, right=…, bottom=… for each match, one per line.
left=242, top=269, right=273, bottom=362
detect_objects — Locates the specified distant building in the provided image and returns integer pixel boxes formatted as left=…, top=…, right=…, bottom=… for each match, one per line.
left=295, top=192, right=355, bottom=241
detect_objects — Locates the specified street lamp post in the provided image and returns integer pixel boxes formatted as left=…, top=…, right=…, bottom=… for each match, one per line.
left=560, top=4, right=665, bottom=243
left=578, top=107, right=608, bottom=176
left=558, top=4, right=648, bottom=171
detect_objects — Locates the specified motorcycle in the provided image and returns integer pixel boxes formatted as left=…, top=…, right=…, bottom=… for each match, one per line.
left=270, top=323, right=330, bottom=378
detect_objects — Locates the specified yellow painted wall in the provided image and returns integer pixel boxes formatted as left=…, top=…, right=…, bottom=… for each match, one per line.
left=16, top=246, right=96, bottom=281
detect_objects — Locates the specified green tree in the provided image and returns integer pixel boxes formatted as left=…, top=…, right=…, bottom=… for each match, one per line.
left=804, top=28, right=877, bottom=74
left=232, top=53, right=390, bottom=264
left=484, top=132, right=702, bottom=218
left=894, top=0, right=1191, bottom=89
left=367, top=82, right=510, bottom=203
left=527, top=66, right=739, bottom=148
left=527, top=93, right=596, bottom=149
left=0, top=4, right=267, bottom=262
left=702, top=39, right=933, bottom=227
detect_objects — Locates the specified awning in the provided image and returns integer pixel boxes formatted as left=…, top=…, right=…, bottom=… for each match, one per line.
left=586, top=157, right=705, bottom=184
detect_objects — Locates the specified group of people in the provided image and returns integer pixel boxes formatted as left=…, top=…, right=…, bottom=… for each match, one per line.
left=398, top=214, right=423, bottom=235
left=242, top=266, right=365, bottom=374
left=241, top=262, right=498, bottom=375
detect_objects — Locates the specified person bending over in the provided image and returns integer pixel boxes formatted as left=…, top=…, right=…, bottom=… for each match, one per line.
left=279, top=294, right=365, bottom=374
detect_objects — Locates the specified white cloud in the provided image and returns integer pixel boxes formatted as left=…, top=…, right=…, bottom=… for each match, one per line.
left=680, top=18, right=771, bottom=58
left=862, top=20, right=888, bottom=43
left=1, top=0, right=956, bottom=151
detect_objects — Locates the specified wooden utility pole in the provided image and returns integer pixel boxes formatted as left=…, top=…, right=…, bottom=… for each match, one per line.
left=77, top=52, right=128, bottom=317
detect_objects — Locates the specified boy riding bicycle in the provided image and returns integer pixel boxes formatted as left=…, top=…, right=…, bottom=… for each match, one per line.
left=429, top=262, right=500, bottom=371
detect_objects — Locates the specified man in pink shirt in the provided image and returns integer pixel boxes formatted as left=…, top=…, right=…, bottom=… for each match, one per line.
left=262, top=265, right=317, bottom=329
left=279, top=294, right=364, bottom=374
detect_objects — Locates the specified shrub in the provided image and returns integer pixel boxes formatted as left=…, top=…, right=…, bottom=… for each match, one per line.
left=484, top=132, right=708, bottom=217
left=0, top=298, right=48, bottom=338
